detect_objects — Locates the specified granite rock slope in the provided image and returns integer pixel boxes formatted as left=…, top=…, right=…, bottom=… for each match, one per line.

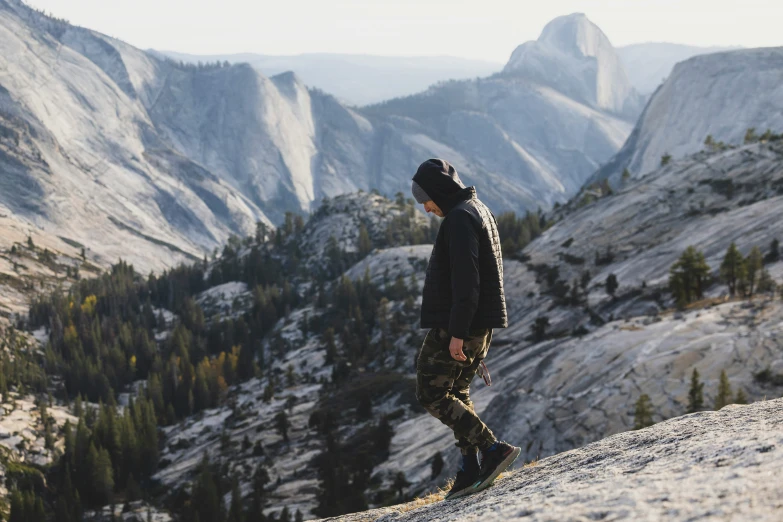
left=323, top=398, right=783, bottom=522
left=592, top=47, right=783, bottom=187
left=1, top=3, right=640, bottom=283
left=372, top=141, right=783, bottom=496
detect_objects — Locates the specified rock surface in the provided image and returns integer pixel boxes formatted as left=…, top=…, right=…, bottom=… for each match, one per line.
left=0, top=3, right=639, bottom=279
left=322, top=398, right=783, bottom=521
left=373, top=141, right=783, bottom=497
left=154, top=51, right=502, bottom=107
left=592, top=47, right=783, bottom=186
left=617, top=42, right=736, bottom=95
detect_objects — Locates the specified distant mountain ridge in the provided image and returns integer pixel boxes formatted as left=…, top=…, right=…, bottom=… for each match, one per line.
left=153, top=50, right=503, bottom=107
left=591, top=46, right=783, bottom=186
left=504, top=13, right=643, bottom=118
left=617, top=42, right=739, bottom=95
left=0, top=3, right=642, bottom=274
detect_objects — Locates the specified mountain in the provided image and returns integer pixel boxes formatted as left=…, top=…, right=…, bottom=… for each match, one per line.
left=504, top=13, right=643, bottom=119
left=617, top=42, right=738, bottom=95
left=591, top=47, right=783, bottom=187
left=4, top=141, right=783, bottom=519
left=153, top=51, right=503, bottom=107
left=362, top=13, right=641, bottom=211
left=326, top=398, right=783, bottom=521
left=0, top=4, right=640, bottom=278
left=381, top=139, right=783, bottom=480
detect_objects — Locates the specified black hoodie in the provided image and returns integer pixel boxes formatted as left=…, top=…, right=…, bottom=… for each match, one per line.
left=413, top=159, right=507, bottom=339
left=412, top=159, right=474, bottom=215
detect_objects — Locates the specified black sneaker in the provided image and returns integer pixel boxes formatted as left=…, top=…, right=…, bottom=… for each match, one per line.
left=472, top=441, right=521, bottom=492
left=444, top=453, right=480, bottom=501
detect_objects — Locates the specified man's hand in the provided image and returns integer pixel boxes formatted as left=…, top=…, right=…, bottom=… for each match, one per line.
left=449, top=336, right=467, bottom=361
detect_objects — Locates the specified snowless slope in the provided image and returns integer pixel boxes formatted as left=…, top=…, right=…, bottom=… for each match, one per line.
left=373, top=141, right=783, bottom=495
left=0, top=3, right=640, bottom=278
left=154, top=51, right=502, bottom=107
left=504, top=13, right=643, bottom=118
left=592, top=47, right=783, bottom=187
left=617, top=42, right=737, bottom=95
left=324, top=398, right=783, bottom=522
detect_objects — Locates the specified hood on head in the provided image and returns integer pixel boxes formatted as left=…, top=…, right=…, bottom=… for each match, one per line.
left=412, top=159, right=473, bottom=214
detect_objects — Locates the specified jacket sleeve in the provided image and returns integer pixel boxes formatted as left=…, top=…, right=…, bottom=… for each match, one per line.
left=447, top=210, right=480, bottom=339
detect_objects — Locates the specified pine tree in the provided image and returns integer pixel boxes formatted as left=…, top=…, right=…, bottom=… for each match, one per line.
left=660, top=153, right=672, bottom=166
left=670, top=246, right=711, bottom=307
left=744, top=127, right=758, bottom=144
left=719, top=243, right=746, bottom=297
left=687, top=368, right=705, bottom=413
left=227, top=478, right=245, bottom=522
left=605, top=273, right=618, bottom=297
left=274, top=410, right=290, bottom=442
left=633, top=394, right=654, bottom=429
left=190, top=455, right=223, bottom=522
left=532, top=316, right=550, bottom=342
left=714, top=370, right=733, bottom=410
left=357, top=224, right=372, bottom=257
left=744, top=246, right=764, bottom=296
left=393, top=471, right=410, bottom=500
left=765, top=238, right=780, bottom=263
left=735, top=388, right=748, bottom=404
left=430, top=451, right=444, bottom=479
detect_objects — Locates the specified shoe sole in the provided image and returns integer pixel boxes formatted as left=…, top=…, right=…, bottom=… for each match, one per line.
left=472, top=446, right=521, bottom=493
left=444, top=484, right=478, bottom=501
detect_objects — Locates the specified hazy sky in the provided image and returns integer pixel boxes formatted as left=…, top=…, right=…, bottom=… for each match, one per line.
left=23, top=0, right=783, bottom=62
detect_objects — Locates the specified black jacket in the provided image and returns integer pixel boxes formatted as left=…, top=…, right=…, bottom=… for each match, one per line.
left=419, top=187, right=508, bottom=339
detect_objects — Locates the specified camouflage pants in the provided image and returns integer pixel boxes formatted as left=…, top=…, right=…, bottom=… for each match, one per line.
left=416, top=327, right=496, bottom=455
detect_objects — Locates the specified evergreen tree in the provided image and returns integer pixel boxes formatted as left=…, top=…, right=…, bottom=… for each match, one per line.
left=393, top=471, right=410, bottom=500
left=357, top=224, right=372, bottom=257
left=735, top=388, right=748, bottom=404
left=531, top=316, right=549, bottom=342
left=714, top=370, right=733, bottom=410
left=660, top=153, right=672, bottom=166
left=605, top=273, right=618, bottom=297
left=687, top=368, right=705, bottom=413
left=322, top=328, right=337, bottom=365
left=274, top=410, right=290, bottom=442
left=744, top=127, right=758, bottom=144
left=742, top=246, right=764, bottom=297
left=227, top=478, right=245, bottom=522
left=190, top=455, right=223, bottom=522
left=757, top=269, right=776, bottom=295
left=633, top=394, right=654, bottom=430
left=720, top=243, right=746, bottom=297
left=669, top=246, right=711, bottom=307
left=765, top=238, right=780, bottom=263
left=430, top=451, right=444, bottom=479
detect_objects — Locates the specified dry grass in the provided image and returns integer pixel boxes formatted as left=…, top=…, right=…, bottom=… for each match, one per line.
left=395, top=478, right=454, bottom=513
left=382, top=461, right=540, bottom=518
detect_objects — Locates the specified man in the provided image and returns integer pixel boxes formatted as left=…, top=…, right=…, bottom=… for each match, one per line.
left=411, top=158, right=521, bottom=500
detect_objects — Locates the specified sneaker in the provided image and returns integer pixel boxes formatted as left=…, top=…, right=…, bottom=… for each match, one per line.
left=444, top=453, right=480, bottom=501
left=472, top=441, right=521, bottom=492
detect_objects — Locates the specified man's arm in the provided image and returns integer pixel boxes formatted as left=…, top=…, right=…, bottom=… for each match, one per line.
left=447, top=210, right=480, bottom=350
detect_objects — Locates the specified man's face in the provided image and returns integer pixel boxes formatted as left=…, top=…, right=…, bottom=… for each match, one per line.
left=423, top=200, right=443, bottom=218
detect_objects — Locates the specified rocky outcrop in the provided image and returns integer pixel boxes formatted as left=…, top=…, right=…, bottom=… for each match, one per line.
left=617, top=42, right=736, bottom=95
left=592, top=47, right=783, bottom=187
left=372, top=141, right=783, bottom=498
left=324, top=398, right=783, bottom=521
left=0, top=4, right=641, bottom=278
left=505, top=13, right=643, bottom=118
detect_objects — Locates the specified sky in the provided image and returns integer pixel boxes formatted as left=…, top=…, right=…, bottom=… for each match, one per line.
left=22, top=0, right=783, bottom=63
